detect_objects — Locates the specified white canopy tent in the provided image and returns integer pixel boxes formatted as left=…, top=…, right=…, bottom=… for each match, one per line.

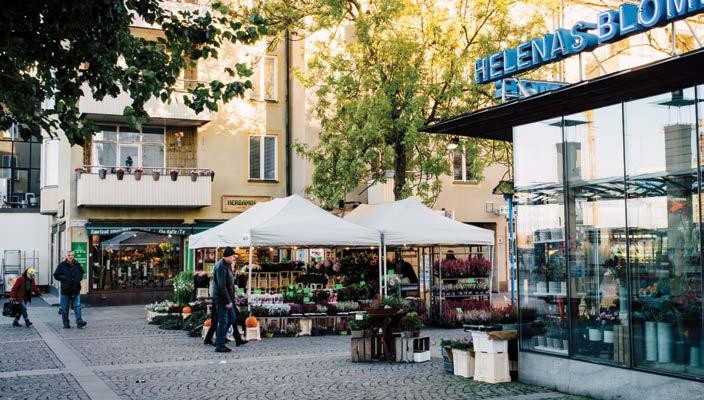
left=188, top=194, right=380, bottom=294
left=344, top=197, right=495, bottom=295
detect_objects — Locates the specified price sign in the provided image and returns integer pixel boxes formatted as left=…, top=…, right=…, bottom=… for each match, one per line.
left=388, top=269, right=395, bottom=276
left=456, top=307, right=463, bottom=314
left=466, top=278, right=476, bottom=283
left=236, top=289, right=244, bottom=296
left=359, top=281, right=366, bottom=286
left=303, top=297, right=310, bottom=303
left=335, top=283, right=343, bottom=289
left=254, top=289, right=262, bottom=295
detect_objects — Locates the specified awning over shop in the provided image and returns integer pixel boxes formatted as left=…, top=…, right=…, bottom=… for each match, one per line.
left=188, top=194, right=381, bottom=249
left=420, top=48, right=704, bottom=141
left=344, top=198, right=494, bottom=246
left=86, top=223, right=192, bottom=236
left=100, top=231, right=180, bottom=250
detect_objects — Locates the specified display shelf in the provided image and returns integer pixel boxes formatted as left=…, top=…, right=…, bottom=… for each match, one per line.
left=533, top=346, right=568, bottom=355
left=529, top=292, right=567, bottom=298
left=439, top=276, right=491, bottom=281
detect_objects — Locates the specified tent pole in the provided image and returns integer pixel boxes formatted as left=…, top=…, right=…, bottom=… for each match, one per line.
left=383, top=244, right=388, bottom=297
left=377, top=237, right=383, bottom=298
left=247, top=246, right=254, bottom=296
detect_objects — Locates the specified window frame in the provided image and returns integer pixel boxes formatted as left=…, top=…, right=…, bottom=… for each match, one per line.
left=249, top=55, right=278, bottom=103
left=452, top=146, right=477, bottom=183
left=248, top=135, right=278, bottom=181
left=91, top=125, right=166, bottom=170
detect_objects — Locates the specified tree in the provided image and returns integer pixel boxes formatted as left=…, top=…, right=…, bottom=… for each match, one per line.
left=0, top=0, right=267, bottom=145
left=266, top=0, right=551, bottom=207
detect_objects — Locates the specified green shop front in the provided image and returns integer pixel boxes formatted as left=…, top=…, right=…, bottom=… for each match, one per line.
left=423, top=46, right=704, bottom=400
left=83, top=222, right=219, bottom=305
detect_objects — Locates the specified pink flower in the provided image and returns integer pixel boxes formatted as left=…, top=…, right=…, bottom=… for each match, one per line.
left=333, top=261, right=341, bottom=272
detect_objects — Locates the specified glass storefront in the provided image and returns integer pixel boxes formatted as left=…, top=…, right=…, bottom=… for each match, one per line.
left=515, top=86, right=704, bottom=379
left=89, top=230, right=184, bottom=290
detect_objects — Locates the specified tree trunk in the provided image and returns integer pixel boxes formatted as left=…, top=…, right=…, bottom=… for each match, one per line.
left=393, top=140, right=406, bottom=200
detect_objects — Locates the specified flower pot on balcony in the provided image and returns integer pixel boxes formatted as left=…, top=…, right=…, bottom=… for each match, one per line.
left=190, top=172, right=198, bottom=182
left=98, top=168, right=107, bottom=179
left=116, top=169, right=125, bottom=180
left=170, top=170, right=179, bottom=181
left=152, top=170, right=160, bottom=181
left=134, top=170, right=143, bottom=181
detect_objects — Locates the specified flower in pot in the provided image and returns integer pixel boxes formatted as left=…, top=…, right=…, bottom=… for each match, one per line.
left=98, top=168, right=108, bottom=179
left=337, top=320, right=349, bottom=336
left=74, top=166, right=86, bottom=179
left=349, top=315, right=372, bottom=338
left=134, top=167, right=143, bottom=181
left=263, top=321, right=277, bottom=338
left=189, top=169, right=198, bottom=182
left=400, top=311, right=423, bottom=337
left=115, top=167, right=125, bottom=180
left=152, top=169, right=161, bottom=181
left=169, top=169, right=179, bottom=181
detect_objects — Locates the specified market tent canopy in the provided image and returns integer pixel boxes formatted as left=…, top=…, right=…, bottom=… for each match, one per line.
left=344, top=198, right=495, bottom=246
left=188, top=194, right=380, bottom=248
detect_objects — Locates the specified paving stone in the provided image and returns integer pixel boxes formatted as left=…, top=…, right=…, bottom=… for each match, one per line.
left=0, top=323, right=42, bottom=343
left=0, top=373, right=89, bottom=400
left=0, top=340, right=62, bottom=373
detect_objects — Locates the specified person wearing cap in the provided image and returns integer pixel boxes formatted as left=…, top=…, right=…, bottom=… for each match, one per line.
left=211, top=246, right=237, bottom=352
left=10, top=268, right=42, bottom=327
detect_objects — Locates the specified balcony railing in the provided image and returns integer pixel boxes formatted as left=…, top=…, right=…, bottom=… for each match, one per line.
left=76, top=165, right=213, bottom=208
left=78, top=83, right=211, bottom=125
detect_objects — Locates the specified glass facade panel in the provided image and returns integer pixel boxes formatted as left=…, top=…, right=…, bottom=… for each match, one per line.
left=515, top=117, right=569, bottom=355
left=515, top=86, right=704, bottom=379
left=0, top=129, right=41, bottom=205
left=564, top=104, right=629, bottom=364
left=625, top=88, right=702, bottom=377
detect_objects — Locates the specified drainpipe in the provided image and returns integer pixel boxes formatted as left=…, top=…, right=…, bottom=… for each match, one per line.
left=285, top=29, right=292, bottom=196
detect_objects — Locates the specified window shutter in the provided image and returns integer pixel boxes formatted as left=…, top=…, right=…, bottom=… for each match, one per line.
left=452, top=148, right=463, bottom=181
left=249, top=136, right=261, bottom=179
left=264, top=136, right=276, bottom=180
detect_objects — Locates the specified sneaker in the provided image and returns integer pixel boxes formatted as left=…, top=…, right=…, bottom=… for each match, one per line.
left=214, top=346, right=232, bottom=353
left=236, top=340, right=248, bottom=347
left=25, top=321, right=33, bottom=328
left=77, top=321, right=87, bottom=329
left=12, top=321, right=21, bottom=327
left=63, top=324, right=71, bottom=329
left=203, top=340, right=213, bottom=346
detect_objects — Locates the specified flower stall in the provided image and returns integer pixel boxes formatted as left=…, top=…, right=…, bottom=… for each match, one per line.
left=344, top=198, right=495, bottom=326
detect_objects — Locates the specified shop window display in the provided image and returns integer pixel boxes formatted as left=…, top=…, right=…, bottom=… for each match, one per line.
left=563, top=104, right=630, bottom=364
left=515, top=117, right=570, bottom=355
left=90, top=231, right=182, bottom=290
left=625, top=88, right=703, bottom=377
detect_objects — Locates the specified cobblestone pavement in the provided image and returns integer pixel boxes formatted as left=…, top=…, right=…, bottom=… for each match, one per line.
left=0, top=300, right=591, bottom=400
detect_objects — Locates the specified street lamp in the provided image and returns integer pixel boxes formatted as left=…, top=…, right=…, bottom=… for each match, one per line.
left=446, top=137, right=459, bottom=150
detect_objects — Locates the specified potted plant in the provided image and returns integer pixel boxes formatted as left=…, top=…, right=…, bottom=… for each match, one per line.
left=263, top=321, right=277, bottom=338
left=400, top=311, right=423, bottom=337
left=491, top=304, right=518, bottom=331
left=450, top=338, right=475, bottom=378
left=189, top=169, right=198, bottom=182
left=134, top=167, right=143, bottom=181
left=169, top=168, right=179, bottom=181
left=152, top=169, right=161, bottom=181
left=74, top=166, right=86, bottom=179
left=98, top=168, right=108, bottom=179
left=337, top=320, right=349, bottom=336
left=115, top=167, right=125, bottom=180
left=440, top=339, right=455, bottom=373
left=349, top=314, right=372, bottom=338
left=285, top=322, right=301, bottom=337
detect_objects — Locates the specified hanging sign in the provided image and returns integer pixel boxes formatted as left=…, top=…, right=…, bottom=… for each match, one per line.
left=71, top=242, right=88, bottom=280
left=475, top=0, right=704, bottom=84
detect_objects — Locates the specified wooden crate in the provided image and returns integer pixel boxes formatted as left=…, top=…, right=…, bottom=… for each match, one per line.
left=351, top=336, right=383, bottom=362
left=395, top=336, right=430, bottom=363
left=474, top=352, right=511, bottom=383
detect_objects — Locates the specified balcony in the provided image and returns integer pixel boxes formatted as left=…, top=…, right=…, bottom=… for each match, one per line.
left=130, top=0, right=209, bottom=30
left=78, top=82, right=211, bottom=126
left=76, top=167, right=212, bottom=208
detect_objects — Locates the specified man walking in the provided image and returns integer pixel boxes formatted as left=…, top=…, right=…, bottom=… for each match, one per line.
left=53, top=251, right=86, bottom=329
left=211, top=247, right=236, bottom=353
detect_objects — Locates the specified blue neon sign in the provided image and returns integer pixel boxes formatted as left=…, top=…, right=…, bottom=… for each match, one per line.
left=475, top=0, right=704, bottom=84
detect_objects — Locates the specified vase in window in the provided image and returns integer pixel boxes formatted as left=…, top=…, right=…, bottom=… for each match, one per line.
left=98, top=168, right=107, bottom=179
left=189, top=170, right=198, bottom=182
left=116, top=168, right=125, bottom=180
left=169, top=169, right=179, bottom=181
left=134, top=168, right=143, bottom=181
left=152, top=170, right=160, bottom=181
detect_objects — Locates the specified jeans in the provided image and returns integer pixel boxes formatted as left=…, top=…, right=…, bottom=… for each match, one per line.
left=60, top=294, right=83, bottom=326
left=214, top=302, right=232, bottom=347
left=14, top=300, right=29, bottom=323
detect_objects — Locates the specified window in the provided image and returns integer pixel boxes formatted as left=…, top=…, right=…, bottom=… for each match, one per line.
left=91, top=125, right=165, bottom=170
left=250, top=55, right=278, bottom=102
left=0, top=125, right=41, bottom=205
left=42, top=139, right=59, bottom=187
left=452, top=147, right=477, bottom=182
left=249, top=135, right=277, bottom=181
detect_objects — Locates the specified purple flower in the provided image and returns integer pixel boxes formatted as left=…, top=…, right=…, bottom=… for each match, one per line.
left=333, top=261, right=341, bottom=272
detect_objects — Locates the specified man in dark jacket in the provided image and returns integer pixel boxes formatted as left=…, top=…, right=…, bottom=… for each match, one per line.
left=211, top=247, right=237, bottom=352
left=53, top=251, right=86, bottom=329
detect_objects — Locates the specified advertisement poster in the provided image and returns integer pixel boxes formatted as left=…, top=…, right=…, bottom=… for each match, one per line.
left=71, top=242, right=88, bottom=280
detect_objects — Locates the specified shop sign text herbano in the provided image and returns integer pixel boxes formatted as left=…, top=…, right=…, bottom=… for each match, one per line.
left=475, top=0, right=704, bottom=84
left=222, top=195, right=272, bottom=213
